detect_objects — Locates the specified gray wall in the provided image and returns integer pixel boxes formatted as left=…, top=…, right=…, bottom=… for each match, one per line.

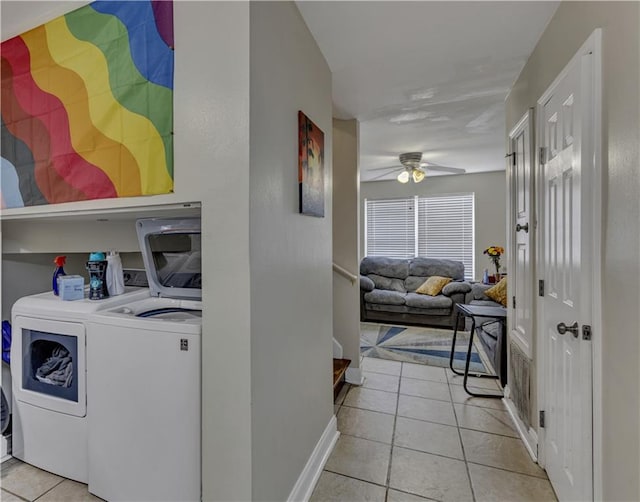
left=360, top=171, right=507, bottom=281
left=249, top=3, right=333, bottom=500
left=505, top=2, right=640, bottom=500
left=332, top=119, right=361, bottom=376
left=1, top=254, right=88, bottom=320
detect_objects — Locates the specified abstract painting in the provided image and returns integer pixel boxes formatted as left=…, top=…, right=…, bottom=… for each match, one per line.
left=1, top=0, right=174, bottom=208
left=298, top=111, right=324, bottom=217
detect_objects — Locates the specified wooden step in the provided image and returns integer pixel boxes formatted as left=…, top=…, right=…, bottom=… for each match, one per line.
left=333, top=358, right=351, bottom=400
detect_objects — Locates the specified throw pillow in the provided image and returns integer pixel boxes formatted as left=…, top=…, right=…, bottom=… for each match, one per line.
left=485, top=277, right=508, bottom=306
left=415, top=276, right=452, bottom=296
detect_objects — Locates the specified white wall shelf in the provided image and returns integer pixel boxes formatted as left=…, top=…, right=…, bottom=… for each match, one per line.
left=1, top=201, right=201, bottom=223
left=1, top=202, right=201, bottom=254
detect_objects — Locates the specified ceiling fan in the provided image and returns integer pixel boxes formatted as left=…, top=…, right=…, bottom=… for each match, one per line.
left=369, top=152, right=466, bottom=183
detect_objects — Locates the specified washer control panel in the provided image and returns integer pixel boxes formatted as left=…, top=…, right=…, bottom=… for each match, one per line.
left=122, top=269, right=149, bottom=288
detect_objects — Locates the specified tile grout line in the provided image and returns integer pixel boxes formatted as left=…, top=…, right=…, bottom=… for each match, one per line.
left=2, top=487, right=31, bottom=502
left=383, top=363, right=402, bottom=501
left=322, top=467, right=389, bottom=489
left=465, top=460, right=550, bottom=480
left=386, top=442, right=465, bottom=464
left=448, top=374, right=478, bottom=502
left=32, top=477, right=66, bottom=502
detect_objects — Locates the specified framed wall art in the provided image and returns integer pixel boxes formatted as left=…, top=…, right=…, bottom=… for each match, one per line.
left=298, top=110, right=324, bottom=217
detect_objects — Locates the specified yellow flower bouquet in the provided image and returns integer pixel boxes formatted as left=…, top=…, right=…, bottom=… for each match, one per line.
left=483, top=246, right=505, bottom=276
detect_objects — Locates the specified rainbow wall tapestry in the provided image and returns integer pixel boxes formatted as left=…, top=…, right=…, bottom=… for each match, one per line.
left=1, top=0, right=174, bottom=209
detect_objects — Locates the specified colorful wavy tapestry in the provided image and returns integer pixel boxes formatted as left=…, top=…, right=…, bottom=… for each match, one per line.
left=0, top=0, right=174, bottom=208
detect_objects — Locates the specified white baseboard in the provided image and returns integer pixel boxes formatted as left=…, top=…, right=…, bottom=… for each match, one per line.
left=1, top=434, right=12, bottom=463
left=503, top=393, right=538, bottom=462
left=287, top=415, right=339, bottom=502
left=345, top=367, right=363, bottom=385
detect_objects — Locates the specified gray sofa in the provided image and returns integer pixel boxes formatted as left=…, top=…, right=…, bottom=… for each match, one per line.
left=360, top=257, right=471, bottom=329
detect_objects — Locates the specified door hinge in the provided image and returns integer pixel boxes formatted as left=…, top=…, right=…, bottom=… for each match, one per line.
left=539, top=146, right=547, bottom=165
left=582, top=325, right=592, bottom=341
left=512, top=296, right=516, bottom=308
left=538, top=280, right=545, bottom=297
left=539, top=410, right=546, bottom=428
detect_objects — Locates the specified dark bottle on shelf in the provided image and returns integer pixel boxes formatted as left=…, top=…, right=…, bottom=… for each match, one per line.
left=86, top=252, right=109, bottom=300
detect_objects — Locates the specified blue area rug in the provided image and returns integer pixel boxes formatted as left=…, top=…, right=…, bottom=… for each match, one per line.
left=361, top=322, right=489, bottom=374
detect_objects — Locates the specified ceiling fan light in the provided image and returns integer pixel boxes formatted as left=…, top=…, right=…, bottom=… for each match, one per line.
left=412, top=169, right=426, bottom=183
left=397, top=171, right=410, bottom=183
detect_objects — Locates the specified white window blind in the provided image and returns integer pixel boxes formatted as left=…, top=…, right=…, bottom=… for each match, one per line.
left=418, top=194, right=474, bottom=278
left=364, top=198, right=416, bottom=258
left=365, top=193, right=475, bottom=279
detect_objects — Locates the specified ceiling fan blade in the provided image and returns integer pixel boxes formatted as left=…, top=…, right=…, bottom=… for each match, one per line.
left=366, top=167, right=404, bottom=181
left=368, top=165, right=404, bottom=171
left=422, top=163, right=466, bottom=174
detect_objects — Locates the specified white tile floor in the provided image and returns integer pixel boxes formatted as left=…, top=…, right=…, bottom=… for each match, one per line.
left=1, top=457, right=102, bottom=501
left=312, top=357, right=557, bottom=502
left=1, top=356, right=556, bottom=502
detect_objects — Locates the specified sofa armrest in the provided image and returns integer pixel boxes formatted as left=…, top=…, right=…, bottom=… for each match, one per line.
left=465, top=283, right=492, bottom=303
left=360, top=276, right=375, bottom=292
left=442, top=281, right=471, bottom=297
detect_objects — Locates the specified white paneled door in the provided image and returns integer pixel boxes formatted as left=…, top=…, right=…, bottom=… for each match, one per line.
left=538, top=37, right=596, bottom=502
left=509, top=111, right=534, bottom=358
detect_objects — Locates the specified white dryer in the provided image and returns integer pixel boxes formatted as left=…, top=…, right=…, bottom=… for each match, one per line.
left=87, top=217, right=202, bottom=502
left=10, top=286, right=149, bottom=482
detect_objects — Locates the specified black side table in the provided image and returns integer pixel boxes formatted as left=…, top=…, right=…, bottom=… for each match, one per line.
left=449, top=303, right=507, bottom=398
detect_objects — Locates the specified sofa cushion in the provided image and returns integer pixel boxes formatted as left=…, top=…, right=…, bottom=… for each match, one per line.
left=360, top=257, right=409, bottom=279
left=366, top=303, right=410, bottom=313
left=360, top=276, right=375, bottom=292
left=405, top=293, right=452, bottom=309
left=408, top=258, right=464, bottom=280
left=368, top=274, right=406, bottom=292
left=404, top=276, right=427, bottom=292
left=469, top=299, right=503, bottom=308
left=363, top=289, right=406, bottom=306
left=415, top=276, right=452, bottom=296
left=406, top=306, right=452, bottom=316
left=364, top=303, right=452, bottom=317
left=441, top=281, right=472, bottom=296
left=470, top=283, right=493, bottom=301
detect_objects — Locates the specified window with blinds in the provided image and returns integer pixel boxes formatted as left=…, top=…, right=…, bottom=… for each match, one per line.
left=364, top=193, right=475, bottom=279
left=364, top=198, right=416, bottom=258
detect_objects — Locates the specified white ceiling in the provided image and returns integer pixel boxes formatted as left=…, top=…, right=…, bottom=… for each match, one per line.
left=296, top=1, right=559, bottom=181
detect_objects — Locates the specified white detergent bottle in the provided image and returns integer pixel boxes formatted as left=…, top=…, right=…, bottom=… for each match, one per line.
left=106, top=250, right=125, bottom=296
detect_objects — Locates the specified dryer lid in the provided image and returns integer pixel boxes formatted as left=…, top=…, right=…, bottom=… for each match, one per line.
left=136, top=218, right=201, bottom=300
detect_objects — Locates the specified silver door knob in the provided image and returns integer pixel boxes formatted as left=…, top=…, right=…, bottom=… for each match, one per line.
left=557, top=322, right=579, bottom=337
left=516, top=223, right=529, bottom=233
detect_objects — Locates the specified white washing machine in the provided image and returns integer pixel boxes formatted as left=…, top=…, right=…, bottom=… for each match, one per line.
left=87, top=217, right=202, bottom=502
left=10, top=285, right=150, bottom=482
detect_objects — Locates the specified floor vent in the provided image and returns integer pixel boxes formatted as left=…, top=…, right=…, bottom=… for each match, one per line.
left=509, top=343, right=531, bottom=429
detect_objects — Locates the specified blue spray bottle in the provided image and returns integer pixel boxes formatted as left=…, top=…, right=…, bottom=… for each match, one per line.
left=52, top=255, right=67, bottom=296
